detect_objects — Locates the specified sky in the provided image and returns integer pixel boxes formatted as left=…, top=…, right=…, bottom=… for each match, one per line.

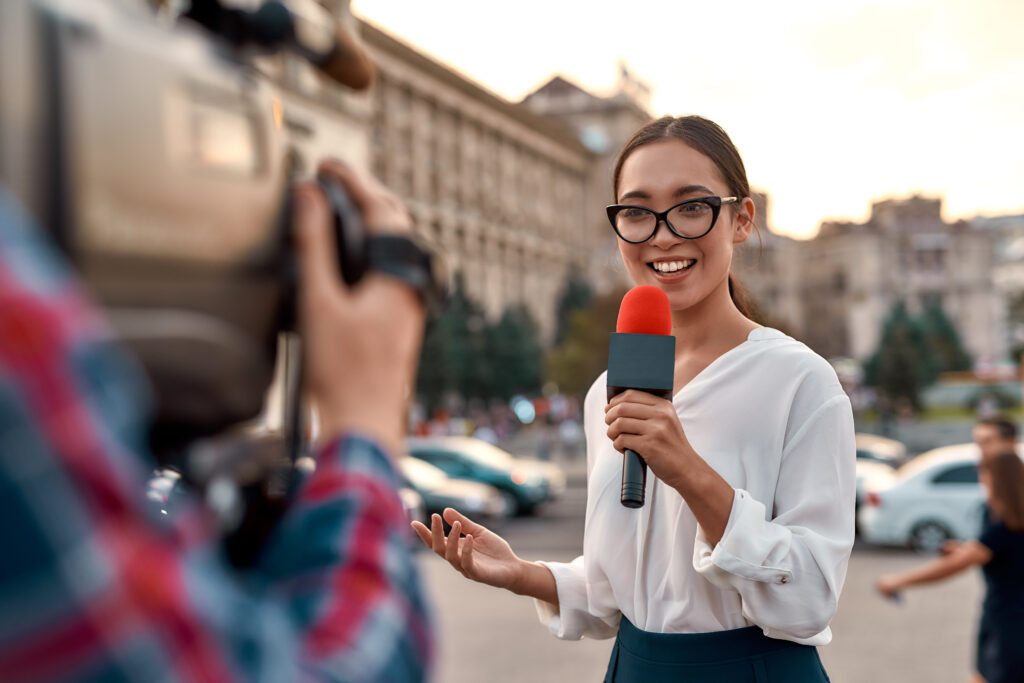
left=351, top=0, right=1024, bottom=239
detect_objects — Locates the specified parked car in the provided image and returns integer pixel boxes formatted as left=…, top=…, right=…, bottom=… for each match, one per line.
left=853, top=433, right=908, bottom=533
left=406, top=436, right=565, bottom=515
left=857, top=443, right=990, bottom=552
left=398, top=456, right=510, bottom=522
left=855, top=433, right=908, bottom=467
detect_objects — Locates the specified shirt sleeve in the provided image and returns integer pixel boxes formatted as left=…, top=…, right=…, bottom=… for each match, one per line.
left=692, top=393, right=856, bottom=644
left=0, top=189, right=432, bottom=681
left=534, top=556, right=621, bottom=640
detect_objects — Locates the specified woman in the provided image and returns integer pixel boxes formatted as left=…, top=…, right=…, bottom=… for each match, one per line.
left=877, top=451, right=1024, bottom=683
left=412, top=115, right=856, bottom=682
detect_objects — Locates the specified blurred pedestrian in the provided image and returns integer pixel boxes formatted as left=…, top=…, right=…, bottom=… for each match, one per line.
left=413, top=115, right=855, bottom=682
left=877, top=451, right=1024, bottom=683
left=973, top=416, right=1018, bottom=461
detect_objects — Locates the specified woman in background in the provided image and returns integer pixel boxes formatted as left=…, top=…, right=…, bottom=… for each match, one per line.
left=878, top=450, right=1024, bottom=683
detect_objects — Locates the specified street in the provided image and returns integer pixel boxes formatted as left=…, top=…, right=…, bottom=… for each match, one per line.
left=416, top=454, right=984, bottom=683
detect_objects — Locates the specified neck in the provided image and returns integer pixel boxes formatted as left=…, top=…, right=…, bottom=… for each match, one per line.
left=670, top=278, right=758, bottom=355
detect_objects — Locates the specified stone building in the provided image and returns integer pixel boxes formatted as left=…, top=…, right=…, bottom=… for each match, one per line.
left=799, top=196, right=999, bottom=364
left=357, top=21, right=600, bottom=342
left=521, top=69, right=653, bottom=293
left=730, top=192, right=805, bottom=335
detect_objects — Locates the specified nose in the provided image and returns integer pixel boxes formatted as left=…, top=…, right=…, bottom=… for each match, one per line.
left=648, top=217, right=679, bottom=248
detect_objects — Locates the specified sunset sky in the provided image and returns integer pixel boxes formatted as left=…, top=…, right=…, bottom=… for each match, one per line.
left=352, top=0, right=1024, bottom=239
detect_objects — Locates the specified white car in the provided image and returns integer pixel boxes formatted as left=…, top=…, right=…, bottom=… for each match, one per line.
left=857, top=443, right=988, bottom=552
left=853, top=433, right=907, bottom=534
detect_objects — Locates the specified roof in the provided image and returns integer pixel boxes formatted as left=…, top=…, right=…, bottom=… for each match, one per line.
left=357, top=20, right=590, bottom=157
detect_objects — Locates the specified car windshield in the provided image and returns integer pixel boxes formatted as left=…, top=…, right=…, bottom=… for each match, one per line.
left=400, top=457, right=449, bottom=487
left=453, top=439, right=515, bottom=468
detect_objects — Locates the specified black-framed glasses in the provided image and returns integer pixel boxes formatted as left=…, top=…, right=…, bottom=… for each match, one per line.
left=605, top=196, right=738, bottom=243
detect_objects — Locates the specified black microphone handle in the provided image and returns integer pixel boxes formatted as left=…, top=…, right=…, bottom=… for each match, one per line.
left=621, top=448, right=647, bottom=508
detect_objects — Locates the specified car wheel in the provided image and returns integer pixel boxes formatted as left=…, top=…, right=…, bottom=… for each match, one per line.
left=499, top=490, right=520, bottom=517
left=910, top=521, right=951, bottom=553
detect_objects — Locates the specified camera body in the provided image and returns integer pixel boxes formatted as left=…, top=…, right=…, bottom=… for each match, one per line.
left=0, top=0, right=313, bottom=444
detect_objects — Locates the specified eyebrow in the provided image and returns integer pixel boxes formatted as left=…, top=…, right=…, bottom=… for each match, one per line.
left=618, top=184, right=716, bottom=202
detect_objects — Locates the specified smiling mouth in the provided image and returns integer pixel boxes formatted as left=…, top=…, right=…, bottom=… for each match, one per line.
left=649, top=259, right=696, bottom=274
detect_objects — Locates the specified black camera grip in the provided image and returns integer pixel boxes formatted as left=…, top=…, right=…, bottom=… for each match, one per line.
left=317, top=174, right=368, bottom=286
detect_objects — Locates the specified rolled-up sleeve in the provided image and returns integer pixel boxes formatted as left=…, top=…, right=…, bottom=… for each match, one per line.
left=534, top=556, right=620, bottom=641
left=692, top=394, right=856, bottom=644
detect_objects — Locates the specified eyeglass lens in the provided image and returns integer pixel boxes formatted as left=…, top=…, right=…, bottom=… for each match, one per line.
left=615, top=201, right=715, bottom=241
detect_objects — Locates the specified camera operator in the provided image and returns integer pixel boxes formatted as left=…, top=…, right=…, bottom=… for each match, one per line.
left=0, top=159, right=433, bottom=681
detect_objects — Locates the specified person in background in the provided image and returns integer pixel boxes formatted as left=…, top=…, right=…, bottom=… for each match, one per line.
left=414, top=115, right=856, bottom=682
left=877, top=450, right=1024, bottom=683
left=973, top=416, right=1018, bottom=461
left=0, top=161, right=433, bottom=682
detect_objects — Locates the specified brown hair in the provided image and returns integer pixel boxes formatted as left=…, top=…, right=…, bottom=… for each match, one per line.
left=982, top=451, right=1024, bottom=531
left=612, top=115, right=757, bottom=317
left=977, top=417, right=1018, bottom=442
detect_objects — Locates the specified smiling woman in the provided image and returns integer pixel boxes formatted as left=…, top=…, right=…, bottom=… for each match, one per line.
left=412, top=115, right=856, bottom=683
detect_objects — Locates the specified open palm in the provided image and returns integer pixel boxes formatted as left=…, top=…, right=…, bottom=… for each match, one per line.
left=412, top=508, right=523, bottom=590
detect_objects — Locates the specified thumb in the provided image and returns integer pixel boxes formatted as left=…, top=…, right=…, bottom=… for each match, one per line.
left=293, top=184, right=342, bottom=296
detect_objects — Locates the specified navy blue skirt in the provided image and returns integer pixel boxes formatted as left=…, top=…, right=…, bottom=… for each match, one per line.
left=603, top=618, right=830, bottom=682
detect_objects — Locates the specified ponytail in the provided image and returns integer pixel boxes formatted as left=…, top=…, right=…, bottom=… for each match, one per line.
left=727, top=273, right=756, bottom=320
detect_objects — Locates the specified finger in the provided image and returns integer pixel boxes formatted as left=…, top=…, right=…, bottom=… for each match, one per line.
left=317, top=159, right=375, bottom=212
left=443, top=508, right=488, bottom=537
left=317, top=159, right=410, bottom=232
left=608, top=391, right=662, bottom=408
left=613, top=434, right=642, bottom=455
left=293, top=183, right=342, bottom=295
left=430, top=513, right=447, bottom=555
left=605, top=401, right=663, bottom=426
left=462, top=534, right=476, bottom=576
left=410, top=521, right=432, bottom=548
left=607, top=417, right=648, bottom=441
left=445, top=520, right=463, bottom=567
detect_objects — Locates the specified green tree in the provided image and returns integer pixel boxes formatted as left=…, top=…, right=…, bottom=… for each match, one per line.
left=553, top=265, right=594, bottom=345
left=486, top=305, right=543, bottom=400
left=416, top=273, right=491, bottom=411
left=918, top=302, right=972, bottom=375
left=863, top=301, right=937, bottom=411
left=545, top=287, right=627, bottom=397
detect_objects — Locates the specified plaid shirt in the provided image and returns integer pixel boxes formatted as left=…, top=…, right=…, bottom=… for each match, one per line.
left=0, top=189, right=432, bottom=682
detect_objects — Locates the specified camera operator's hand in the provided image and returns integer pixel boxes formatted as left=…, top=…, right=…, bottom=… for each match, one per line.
left=293, top=160, right=422, bottom=456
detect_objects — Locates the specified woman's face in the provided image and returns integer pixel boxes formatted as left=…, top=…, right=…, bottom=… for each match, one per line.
left=614, top=139, right=752, bottom=312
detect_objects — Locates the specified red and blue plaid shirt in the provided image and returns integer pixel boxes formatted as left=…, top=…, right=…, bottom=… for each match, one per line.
left=0, top=189, right=433, bottom=681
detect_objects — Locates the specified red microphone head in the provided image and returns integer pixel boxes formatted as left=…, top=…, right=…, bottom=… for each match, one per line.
left=616, top=285, right=672, bottom=335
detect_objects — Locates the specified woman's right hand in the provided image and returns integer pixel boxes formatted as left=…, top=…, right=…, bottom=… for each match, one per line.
left=411, top=508, right=525, bottom=591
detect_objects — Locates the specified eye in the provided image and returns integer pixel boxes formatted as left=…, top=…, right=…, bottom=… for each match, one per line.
left=620, top=207, right=650, bottom=219
left=673, top=202, right=711, bottom=217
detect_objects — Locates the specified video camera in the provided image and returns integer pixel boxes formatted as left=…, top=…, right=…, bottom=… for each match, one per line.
left=0, top=0, right=441, bottom=550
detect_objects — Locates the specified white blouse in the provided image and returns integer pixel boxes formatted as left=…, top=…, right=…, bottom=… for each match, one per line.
left=535, top=327, right=856, bottom=646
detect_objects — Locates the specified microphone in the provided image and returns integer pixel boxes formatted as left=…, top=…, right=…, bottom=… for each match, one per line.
left=607, top=286, right=675, bottom=508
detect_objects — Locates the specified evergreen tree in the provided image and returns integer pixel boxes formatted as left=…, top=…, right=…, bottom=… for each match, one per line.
left=919, top=302, right=972, bottom=375
left=863, top=301, right=937, bottom=411
left=553, top=265, right=594, bottom=345
left=486, top=305, right=543, bottom=400
left=416, top=273, right=491, bottom=411
left=545, top=287, right=626, bottom=397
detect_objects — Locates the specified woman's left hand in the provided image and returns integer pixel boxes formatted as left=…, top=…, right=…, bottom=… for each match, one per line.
left=604, top=389, right=694, bottom=490
left=876, top=575, right=902, bottom=600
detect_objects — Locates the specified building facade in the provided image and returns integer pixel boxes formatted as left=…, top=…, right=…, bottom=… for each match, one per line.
left=521, top=71, right=653, bottom=295
left=798, top=196, right=1000, bottom=364
left=358, top=22, right=603, bottom=342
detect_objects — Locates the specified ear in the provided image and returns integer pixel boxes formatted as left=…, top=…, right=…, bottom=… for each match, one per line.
left=731, top=197, right=756, bottom=245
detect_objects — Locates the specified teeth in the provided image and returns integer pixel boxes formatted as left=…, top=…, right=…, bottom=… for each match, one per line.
left=652, top=260, right=695, bottom=273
